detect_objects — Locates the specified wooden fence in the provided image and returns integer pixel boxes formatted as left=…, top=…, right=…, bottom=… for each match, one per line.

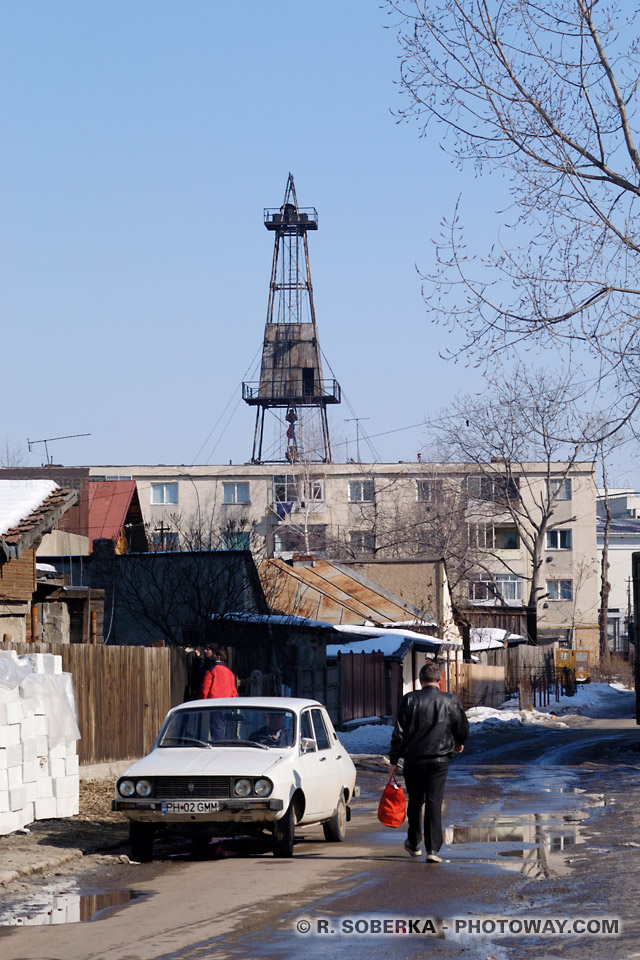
left=0, top=642, right=189, bottom=766
left=340, top=651, right=386, bottom=722
left=450, top=661, right=506, bottom=710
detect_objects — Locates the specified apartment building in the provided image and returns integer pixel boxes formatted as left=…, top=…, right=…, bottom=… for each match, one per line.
left=88, top=460, right=599, bottom=654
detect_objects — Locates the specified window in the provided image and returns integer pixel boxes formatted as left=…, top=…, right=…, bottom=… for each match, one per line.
left=547, top=579, right=573, bottom=601
left=303, top=479, right=324, bottom=504
left=273, top=526, right=327, bottom=555
left=151, top=529, right=179, bottom=551
left=494, top=526, right=519, bottom=550
left=151, top=482, right=178, bottom=505
left=349, top=530, right=375, bottom=554
left=273, top=475, right=299, bottom=502
left=92, top=475, right=132, bottom=481
left=549, top=478, right=572, bottom=501
left=223, top=481, right=250, bottom=505
left=222, top=531, right=250, bottom=550
left=546, top=529, right=572, bottom=550
left=272, top=476, right=324, bottom=507
left=348, top=479, right=374, bottom=503
left=300, top=711, right=315, bottom=746
left=310, top=708, right=331, bottom=750
left=468, top=574, right=523, bottom=603
left=464, top=475, right=519, bottom=502
left=468, top=524, right=494, bottom=549
left=416, top=479, right=438, bottom=502
left=468, top=524, right=519, bottom=550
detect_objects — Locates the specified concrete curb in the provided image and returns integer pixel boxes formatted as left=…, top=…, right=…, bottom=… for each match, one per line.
left=0, top=848, right=83, bottom=887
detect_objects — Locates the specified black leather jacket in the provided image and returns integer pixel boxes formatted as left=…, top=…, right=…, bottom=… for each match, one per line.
left=389, top=685, right=469, bottom=766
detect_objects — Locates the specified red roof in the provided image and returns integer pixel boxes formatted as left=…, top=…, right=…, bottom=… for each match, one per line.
left=87, top=481, right=139, bottom=548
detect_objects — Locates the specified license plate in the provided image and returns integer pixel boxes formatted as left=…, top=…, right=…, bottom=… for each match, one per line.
left=161, top=800, right=220, bottom=814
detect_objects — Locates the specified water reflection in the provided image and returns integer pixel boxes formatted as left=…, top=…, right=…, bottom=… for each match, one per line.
left=443, top=813, right=585, bottom=879
left=0, top=888, right=144, bottom=927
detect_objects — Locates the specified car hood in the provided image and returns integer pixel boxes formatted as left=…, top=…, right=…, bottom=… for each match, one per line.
left=122, top=747, right=291, bottom=779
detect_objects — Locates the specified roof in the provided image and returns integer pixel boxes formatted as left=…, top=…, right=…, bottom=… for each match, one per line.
left=327, top=632, right=455, bottom=659
left=470, top=627, right=527, bottom=650
left=0, top=480, right=78, bottom=561
left=260, top=558, right=436, bottom=627
left=87, top=480, right=140, bottom=547
left=218, top=612, right=339, bottom=631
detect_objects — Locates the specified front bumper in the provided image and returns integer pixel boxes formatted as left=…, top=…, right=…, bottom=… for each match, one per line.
left=112, top=797, right=284, bottom=823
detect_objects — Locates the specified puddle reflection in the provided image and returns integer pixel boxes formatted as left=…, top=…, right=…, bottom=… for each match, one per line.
left=0, top=888, right=146, bottom=927
left=443, top=815, right=585, bottom=879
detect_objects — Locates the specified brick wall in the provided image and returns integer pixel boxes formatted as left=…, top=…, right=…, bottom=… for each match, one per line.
left=0, top=549, right=36, bottom=603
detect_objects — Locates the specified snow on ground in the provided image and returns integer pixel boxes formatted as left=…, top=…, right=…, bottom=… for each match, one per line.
left=338, top=682, right=635, bottom=758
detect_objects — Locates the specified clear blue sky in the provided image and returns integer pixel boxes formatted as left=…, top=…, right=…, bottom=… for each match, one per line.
left=2, top=1, right=633, bottom=485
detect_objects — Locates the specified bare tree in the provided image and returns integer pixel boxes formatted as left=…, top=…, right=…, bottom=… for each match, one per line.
left=96, top=509, right=264, bottom=646
left=595, top=433, right=628, bottom=665
left=431, top=367, right=598, bottom=641
left=0, top=440, right=25, bottom=467
left=386, top=0, right=640, bottom=422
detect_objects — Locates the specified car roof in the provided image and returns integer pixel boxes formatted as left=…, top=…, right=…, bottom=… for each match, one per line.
left=170, top=697, right=323, bottom=714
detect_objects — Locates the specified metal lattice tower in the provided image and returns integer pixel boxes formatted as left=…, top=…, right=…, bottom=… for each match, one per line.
left=242, top=174, right=340, bottom=464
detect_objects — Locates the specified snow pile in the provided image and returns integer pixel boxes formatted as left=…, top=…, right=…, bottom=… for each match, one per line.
left=521, top=681, right=635, bottom=718
left=338, top=722, right=393, bottom=756
left=466, top=705, right=568, bottom=730
left=337, top=682, right=635, bottom=757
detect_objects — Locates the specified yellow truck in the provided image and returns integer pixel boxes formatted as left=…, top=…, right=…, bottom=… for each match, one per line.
left=554, top=648, right=590, bottom=683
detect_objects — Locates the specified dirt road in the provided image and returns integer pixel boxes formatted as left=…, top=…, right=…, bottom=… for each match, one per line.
left=0, top=709, right=638, bottom=960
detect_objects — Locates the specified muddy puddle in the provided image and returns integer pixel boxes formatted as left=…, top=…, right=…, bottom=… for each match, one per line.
left=439, top=765, right=607, bottom=879
left=0, top=885, right=147, bottom=926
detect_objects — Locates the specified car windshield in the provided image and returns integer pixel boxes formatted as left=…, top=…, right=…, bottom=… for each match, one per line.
left=158, top=707, right=296, bottom=749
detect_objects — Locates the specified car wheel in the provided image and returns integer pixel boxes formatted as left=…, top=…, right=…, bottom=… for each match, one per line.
left=323, top=796, right=347, bottom=842
left=272, top=803, right=295, bottom=857
left=130, top=822, right=154, bottom=862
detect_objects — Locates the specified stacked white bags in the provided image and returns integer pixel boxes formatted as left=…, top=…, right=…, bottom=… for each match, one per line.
left=0, top=650, right=80, bottom=835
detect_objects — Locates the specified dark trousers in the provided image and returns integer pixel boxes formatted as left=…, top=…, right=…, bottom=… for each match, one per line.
left=403, top=760, right=449, bottom=853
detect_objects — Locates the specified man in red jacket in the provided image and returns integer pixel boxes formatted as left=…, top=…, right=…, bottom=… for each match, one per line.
left=199, top=648, right=238, bottom=700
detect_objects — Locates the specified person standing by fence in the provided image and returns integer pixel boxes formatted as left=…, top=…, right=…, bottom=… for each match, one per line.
left=199, top=647, right=238, bottom=700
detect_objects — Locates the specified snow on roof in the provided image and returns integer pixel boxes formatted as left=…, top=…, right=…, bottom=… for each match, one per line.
left=470, top=627, right=527, bottom=650
left=327, top=631, right=456, bottom=659
left=0, top=480, right=59, bottom=537
left=217, top=612, right=336, bottom=630
left=333, top=622, right=462, bottom=648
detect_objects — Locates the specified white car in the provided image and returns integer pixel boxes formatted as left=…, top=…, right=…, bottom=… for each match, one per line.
left=112, top=697, right=357, bottom=860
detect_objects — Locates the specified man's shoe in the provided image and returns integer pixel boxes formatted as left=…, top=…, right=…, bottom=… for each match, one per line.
left=404, top=839, right=423, bottom=858
left=426, top=851, right=443, bottom=863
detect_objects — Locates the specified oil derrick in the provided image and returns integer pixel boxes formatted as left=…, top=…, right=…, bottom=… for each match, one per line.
left=242, top=174, right=340, bottom=463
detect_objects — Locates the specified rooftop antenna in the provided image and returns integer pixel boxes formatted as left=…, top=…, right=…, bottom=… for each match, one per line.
left=345, top=418, right=370, bottom=462
left=27, top=433, right=91, bottom=466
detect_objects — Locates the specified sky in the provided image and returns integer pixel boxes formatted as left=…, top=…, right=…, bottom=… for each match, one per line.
left=2, top=2, right=638, bottom=486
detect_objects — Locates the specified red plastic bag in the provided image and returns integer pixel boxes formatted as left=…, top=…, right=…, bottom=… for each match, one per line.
left=377, top=775, right=406, bottom=828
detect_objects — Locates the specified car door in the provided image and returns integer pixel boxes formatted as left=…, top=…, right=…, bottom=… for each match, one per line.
left=296, top=708, right=338, bottom=821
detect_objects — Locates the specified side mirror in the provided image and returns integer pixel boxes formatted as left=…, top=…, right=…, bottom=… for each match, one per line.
left=300, top=737, right=317, bottom=754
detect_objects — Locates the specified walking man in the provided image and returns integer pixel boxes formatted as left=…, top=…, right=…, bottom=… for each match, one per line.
left=388, top=660, right=468, bottom=863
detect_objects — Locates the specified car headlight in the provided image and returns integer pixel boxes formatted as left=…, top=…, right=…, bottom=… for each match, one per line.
left=254, top=778, right=273, bottom=797
left=119, top=779, right=135, bottom=797
left=136, top=779, right=153, bottom=797
left=234, top=778, right=252, bottom=797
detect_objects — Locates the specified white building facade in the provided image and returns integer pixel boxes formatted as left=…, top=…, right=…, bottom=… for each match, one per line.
left=88, top=460, right=599, bottom=655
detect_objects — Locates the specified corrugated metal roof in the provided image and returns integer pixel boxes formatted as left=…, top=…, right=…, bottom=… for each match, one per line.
left=260, top=558, right=437, bottom=627
left=87, top=480, right=138, bottom=547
